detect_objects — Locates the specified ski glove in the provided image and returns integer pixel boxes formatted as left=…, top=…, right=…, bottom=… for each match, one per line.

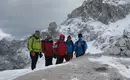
left=31, top=52, right=36, bottom=56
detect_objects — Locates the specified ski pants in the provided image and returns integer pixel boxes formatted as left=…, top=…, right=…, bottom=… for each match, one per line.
left=45, top=56, right=53, bottom=66
left=65, top=54, right=73, bottom=62
left=30, top=52, right=39, bottom=70
left=76, top=53, right=84, bottom=58
left=56, top=55, right=65, bottom=64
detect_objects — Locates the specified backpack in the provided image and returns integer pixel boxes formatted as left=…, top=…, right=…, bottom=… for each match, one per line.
left=76, top=40, right=86, bottom=54
left=66, top=40, right=74, bottom=52
left=27, top=35, right=34, bottom=50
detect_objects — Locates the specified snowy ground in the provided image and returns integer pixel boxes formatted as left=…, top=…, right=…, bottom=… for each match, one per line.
left=87, top=42, right=103, bottom=54
left=89, top=56, right=130, bottom=78
left=0, top=56, right=57, bottom=80
left=0, top=56, right=130, bottom=80
left=1, top=55, right=130, bottom=80
left=13, top=55, right=129, bottom=80
left=0, top=69, right=31, bottom=80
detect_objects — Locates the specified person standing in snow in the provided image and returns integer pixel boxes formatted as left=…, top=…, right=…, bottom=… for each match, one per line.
left=54, top=34, right=67, bottom=64
left=65, top=35, right=74, bottom=61
left=74, top=33, right=88, bottom=58
left=42, top=36, right=54, bottom=66
left=28, top=30, right=43, bottom=70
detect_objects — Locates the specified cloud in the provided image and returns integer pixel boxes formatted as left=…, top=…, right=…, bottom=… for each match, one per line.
left=0, top=29, right=12, bottom=40
left=0, top=0, right=84, bottom=39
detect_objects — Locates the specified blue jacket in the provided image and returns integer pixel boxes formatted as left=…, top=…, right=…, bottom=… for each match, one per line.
left=66, top=40, right=74, bottom=55
left=74, top=39, right=88, bottom=55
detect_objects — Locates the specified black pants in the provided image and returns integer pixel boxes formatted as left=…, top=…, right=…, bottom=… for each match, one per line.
left=30, top=52, right=39, bottom=70
left=65, top=54, right=73, bottom=62
left=45, top=56, right=53, bottom=66
left=56, top=55, right=65, bottom=64
left=76, top=53, right=84, bottom=58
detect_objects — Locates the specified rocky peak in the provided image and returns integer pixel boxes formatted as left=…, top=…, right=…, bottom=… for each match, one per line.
left=68, top=0, right=130, bottom=24
left=41, top=22, right=59, bottom=40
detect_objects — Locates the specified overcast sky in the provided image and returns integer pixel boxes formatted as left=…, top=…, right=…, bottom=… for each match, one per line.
left=0, top=0, right=84, bottom=39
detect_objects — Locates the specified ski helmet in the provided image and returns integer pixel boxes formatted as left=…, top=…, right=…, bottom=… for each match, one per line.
left=60, top=34, right=65, bottom=39
left=35, top=30, right=40, bottom=38
left=67, top=35, right=71, bottom=40
left=35, top=30, right=40, bottom=33
left=78, top=33, right=82, bottom=38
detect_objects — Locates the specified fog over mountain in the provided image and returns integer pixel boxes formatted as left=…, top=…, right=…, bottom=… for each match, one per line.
left=0, top=0, right=84, bottom=39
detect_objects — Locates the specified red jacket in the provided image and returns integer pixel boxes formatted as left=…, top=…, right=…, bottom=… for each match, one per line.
left=42, top=40, right=53, bottom=56
left=54, top=40, right=67, bottom=56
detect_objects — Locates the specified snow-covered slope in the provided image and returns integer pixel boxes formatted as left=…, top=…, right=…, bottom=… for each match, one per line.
left=59, top=0, right=130, bottom=38
left=0, top=38, right=30, bottom=71
left=93, top=14, right=130, bottom=50
left=89, top=56, right=130, bottom=78
left=0, top=28, right=31, bottom=71
left=12, top=56, right=130, bottom=80
left=59, top=17, right=107, bottom=41
left=0, top=58, right=59, bottom=80
left=58, top=0, right=130, bottom=56
left=103, top=0, right=130, bottom=6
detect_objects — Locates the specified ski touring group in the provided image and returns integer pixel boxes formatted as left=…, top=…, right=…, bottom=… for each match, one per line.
left=28, top=30, right=88, bottom=70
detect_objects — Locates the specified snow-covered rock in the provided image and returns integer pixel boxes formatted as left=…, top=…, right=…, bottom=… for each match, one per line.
left=103, top=0, right=130, bottom=6
left=104, top=27, right=130, bottom=56
left=0, top=38, right=30, bottom=71
left=67, top=0, right=130, bottom=24
left=41, top=22, right=60, bottom=40
left=59, top=0, right=130, bottom=38
left=58, top=0, right=130, bottom=57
